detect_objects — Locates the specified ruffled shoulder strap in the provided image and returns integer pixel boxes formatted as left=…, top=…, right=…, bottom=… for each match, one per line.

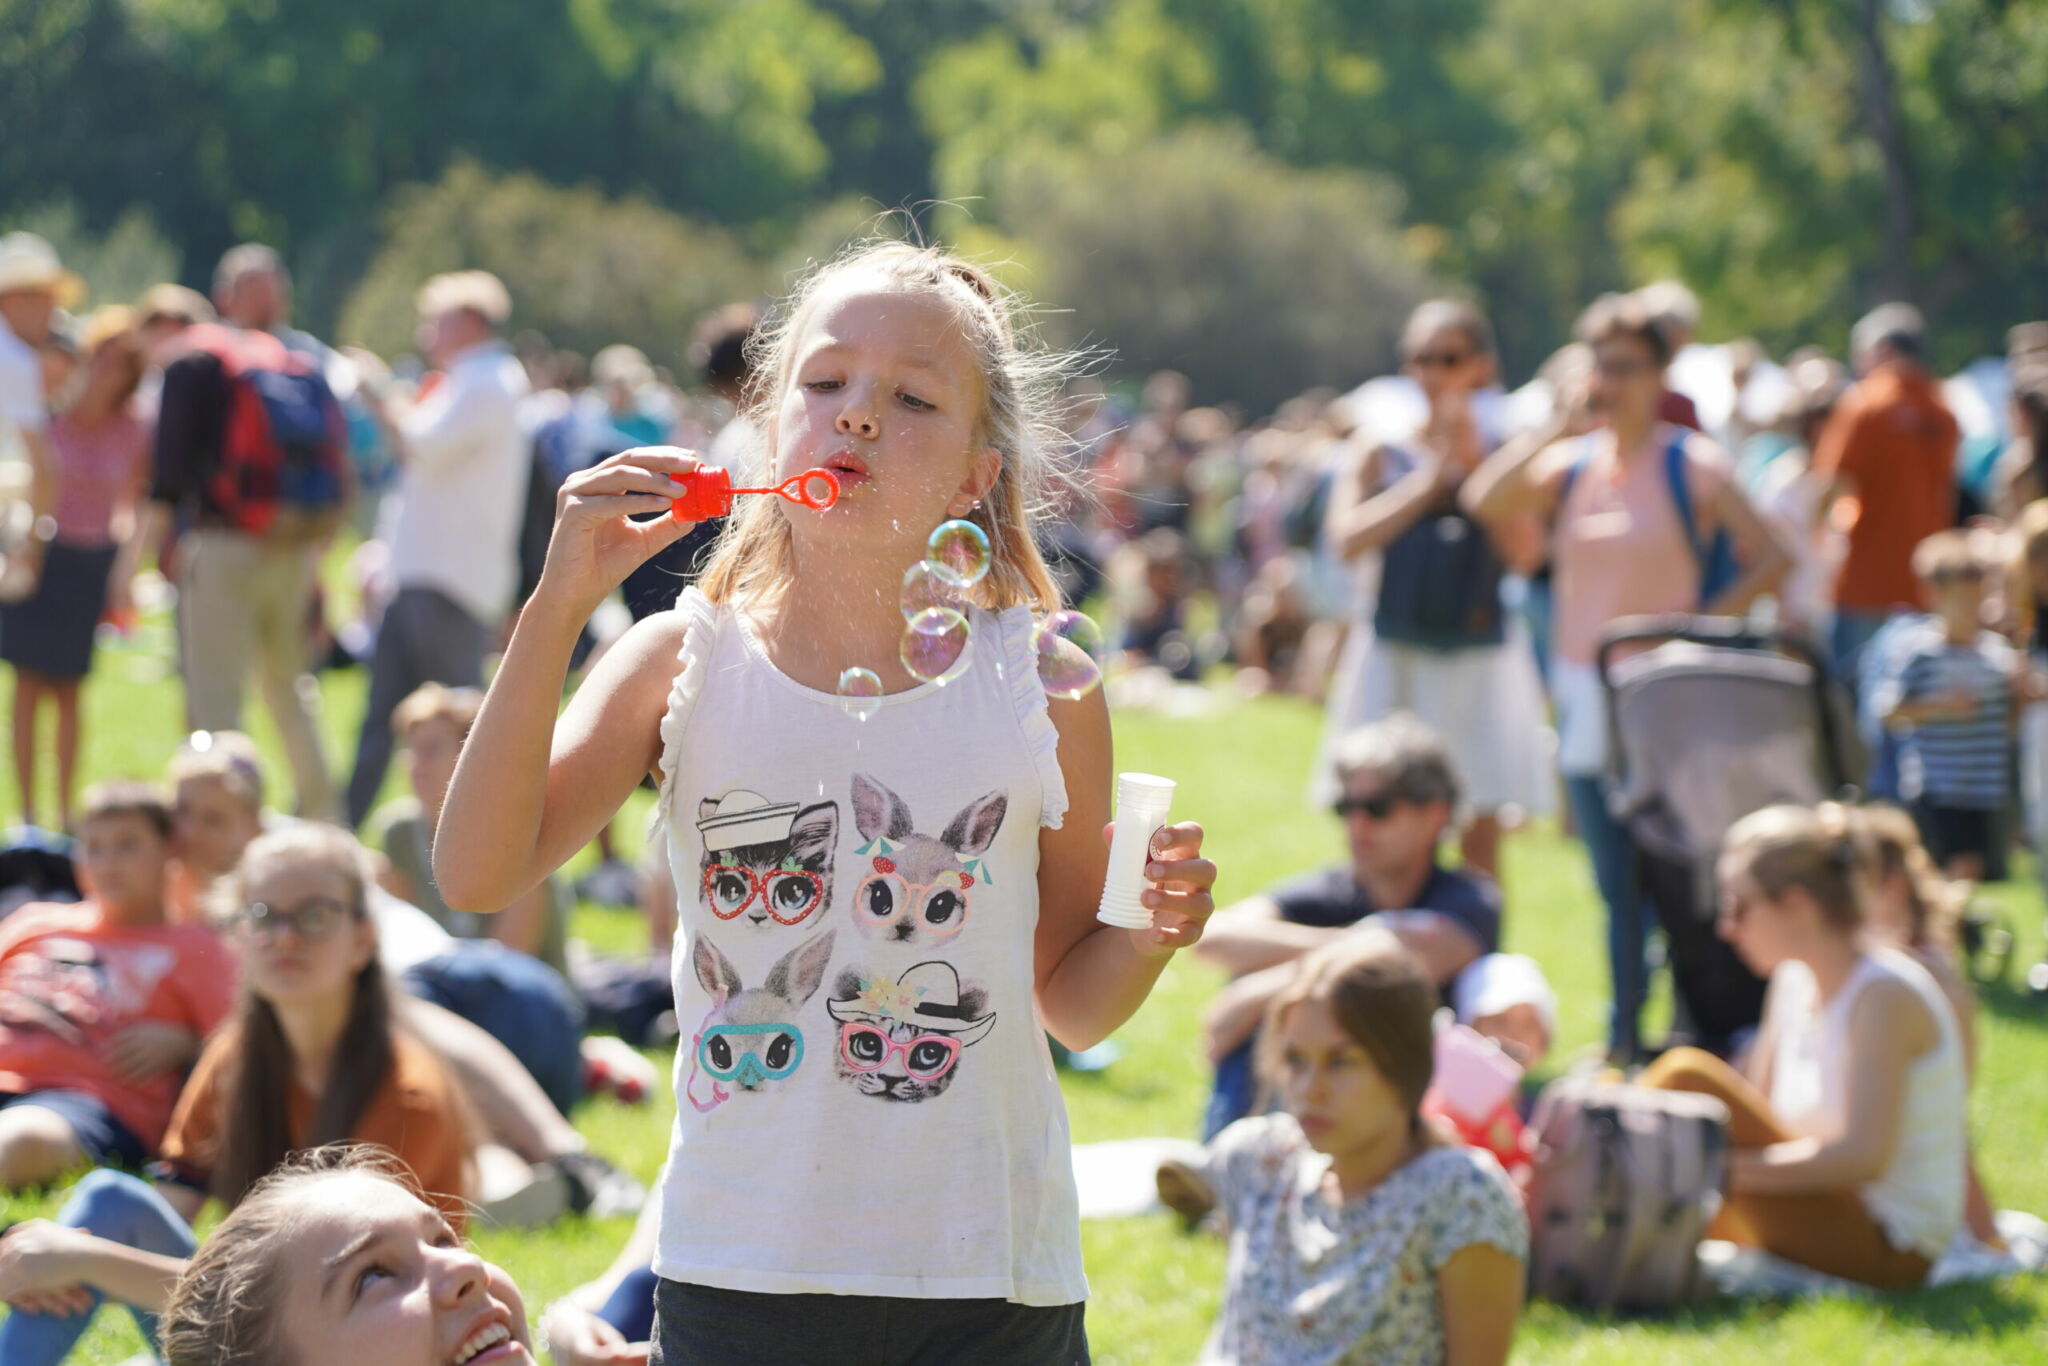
left=653, top=587, right=725, bottom=831
left=995, top=605, right=1069, bottom=831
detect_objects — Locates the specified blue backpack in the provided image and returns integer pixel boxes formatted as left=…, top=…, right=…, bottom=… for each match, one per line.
left=1559, top=433, right=1739, bottom=609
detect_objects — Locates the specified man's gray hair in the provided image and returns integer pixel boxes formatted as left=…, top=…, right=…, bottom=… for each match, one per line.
left=1328, top=713, right=1461, bottom=810
left=1851, top=302, right=1926, bottom=363
left=212, top=243, right=286, bottom=296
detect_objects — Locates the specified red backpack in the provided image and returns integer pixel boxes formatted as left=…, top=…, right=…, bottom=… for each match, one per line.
left=186, top=324, right=349, bottom=540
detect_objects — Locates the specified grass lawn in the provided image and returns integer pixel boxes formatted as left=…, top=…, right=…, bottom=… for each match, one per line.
left=5, top=621, right=2048, bottom=1363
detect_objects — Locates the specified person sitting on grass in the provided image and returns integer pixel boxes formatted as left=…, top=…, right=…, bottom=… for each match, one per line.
left=0, top=823, right=477, bottom=1364
left=1193, top=714, right=1502, bottom=1138
left=1, top=1147, right=539, bottom=1366
left=539, top=1189, right=660, bottom=1366
left=0, top=781, right=236, bottom=1190
left=163, top=730, right=646, bottom=1211
left=1641, top=803, right=1968, bottom=1289
left=369, top=683, right=570, bottom=975
left=1171, top=932, right=1527, bottom=1366
left=1853, top=802, right=2002, bottom=1251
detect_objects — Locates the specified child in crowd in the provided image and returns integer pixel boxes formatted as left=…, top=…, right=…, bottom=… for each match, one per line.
left=435, top=240, right=1217, bottom=1364
left=0, top=781, right=235, bottom=1189
left=1185, top=933, right=1527, bottom=1366
left=162, top=729, right=645, bottom=1199
left=158, top=1149, right=535, bottom=1366
left=1874, top=530, right=2022, bottom=880
left=0, top=824, right=475, bottom=1365
left=370, top=683, right=570, bottom=973
left=1643, top=803, right=1967, bottom=1289
left=1, top=311, right=151, bottom=829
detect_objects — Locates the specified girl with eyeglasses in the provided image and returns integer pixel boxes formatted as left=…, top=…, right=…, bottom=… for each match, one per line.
left=1641, top=803, right=1968, bottom=1289
left=0, top=823, right=475, bottom=1366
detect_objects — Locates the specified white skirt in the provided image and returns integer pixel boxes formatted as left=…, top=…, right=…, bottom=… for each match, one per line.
left=1311, top=624, right=1553, bottom=814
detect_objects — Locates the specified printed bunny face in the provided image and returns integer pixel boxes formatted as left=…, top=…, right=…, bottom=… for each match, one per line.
left=687, top=929, right=835, bottom=1105
left=849, top=774, right=1006, bottom=946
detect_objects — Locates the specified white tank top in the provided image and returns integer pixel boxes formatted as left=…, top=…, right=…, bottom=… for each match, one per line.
left=649, top=587, right=1087, bottom=1305
left=1767, top=946, right=1967, bottom=1258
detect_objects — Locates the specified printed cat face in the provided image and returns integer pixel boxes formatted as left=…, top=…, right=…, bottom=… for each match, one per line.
left=690, top=929, right=835, bottom=1098
left=825, top=962, right=995, bottom=1104
left=849, top=775, right=1006, bottom=946
left=697, top=799, right=838, bottom=931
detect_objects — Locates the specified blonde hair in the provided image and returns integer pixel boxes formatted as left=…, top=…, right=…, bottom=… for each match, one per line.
left=1912, top=528, right=1984, bottom=584
left=168, top=730, right=265, bottom=814
left=1257, top=931, right=1446, bottom=1148
left=1853, top=803, right=1964, bottom=951
left=696, top=240, right=1082, bottom=616
left=391, top=682, right=484, bottom=741
left=1722, top=803, right=1869, bottom=931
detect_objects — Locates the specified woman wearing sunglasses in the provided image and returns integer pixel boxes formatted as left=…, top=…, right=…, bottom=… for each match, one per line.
left=0, top=822, right=475, bottom=1366
left=1319, top=299, right=1547, bottom=884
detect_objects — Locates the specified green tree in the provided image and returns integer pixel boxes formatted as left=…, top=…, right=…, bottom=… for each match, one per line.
left=337, top=162, right=760, bottom=373
left=989, top=126, right=1437, bottom=412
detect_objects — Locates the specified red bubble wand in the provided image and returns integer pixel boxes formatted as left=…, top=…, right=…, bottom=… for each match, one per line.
left=669, top=467, right=841, bottom=522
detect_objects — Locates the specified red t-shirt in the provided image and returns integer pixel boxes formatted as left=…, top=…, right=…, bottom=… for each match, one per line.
left=0, top=902, right=238, bottom=1149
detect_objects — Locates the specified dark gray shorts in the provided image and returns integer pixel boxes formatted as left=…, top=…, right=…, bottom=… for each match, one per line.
left=650, top=1278, right=1090, bottom=1366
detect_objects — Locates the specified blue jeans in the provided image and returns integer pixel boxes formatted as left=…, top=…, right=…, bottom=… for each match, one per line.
left=1566, top=773, right=1653, bottom=1058
left=1202, top=1037, right=1260, bottom=1142
left=601, top=1266, right=659, bottom=1344
left=0, top=1169, right=196, bottom=1365
left=403, top=940, right=586, bottom=1114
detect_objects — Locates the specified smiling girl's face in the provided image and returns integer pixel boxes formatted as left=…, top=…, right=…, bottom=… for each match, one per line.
left=772, top=280, right=997, bottom=566
left=276, top=1174, right=533, bottom=1366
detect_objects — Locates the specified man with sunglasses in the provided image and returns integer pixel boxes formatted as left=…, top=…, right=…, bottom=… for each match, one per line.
left=1192, top=715, right=1501, bottom=1139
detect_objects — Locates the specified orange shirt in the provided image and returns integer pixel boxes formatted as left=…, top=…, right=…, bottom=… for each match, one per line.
left=157, top=1028, right=473, bottom=1227
left=1812, top=364, right=1959, bottom=612
left=0, top=902, right=237, bottom=1149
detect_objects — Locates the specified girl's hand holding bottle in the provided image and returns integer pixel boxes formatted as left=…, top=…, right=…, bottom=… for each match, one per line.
left=536, top=446, right=703, bottom=616
left=1116, top=820, right=1218, bottom=958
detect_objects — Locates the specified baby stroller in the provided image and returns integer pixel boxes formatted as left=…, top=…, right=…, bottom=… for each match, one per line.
left=1598, top=616, right=1859, bottom=1061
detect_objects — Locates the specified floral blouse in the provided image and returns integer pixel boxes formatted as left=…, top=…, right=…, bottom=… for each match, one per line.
left=1199, top=1113, right=1528, bottom=1366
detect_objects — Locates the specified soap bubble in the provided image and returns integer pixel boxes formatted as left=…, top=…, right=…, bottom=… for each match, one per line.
left=900, top=562, right=966, bottom=631
left=1033, top=609, right=1105, bottom=700
left=900, top=617, right=971, bottom=687
left=926, top=519, right=992, bottom=588
left=836, top=666, right=884, bottom=720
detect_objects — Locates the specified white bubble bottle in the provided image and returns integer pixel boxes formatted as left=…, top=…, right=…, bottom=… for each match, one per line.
left=1097, top=772, right=1177, bottom=930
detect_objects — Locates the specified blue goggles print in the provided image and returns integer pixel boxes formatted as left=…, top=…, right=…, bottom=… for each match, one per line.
left=696, top=1021, right=806, bottom=1085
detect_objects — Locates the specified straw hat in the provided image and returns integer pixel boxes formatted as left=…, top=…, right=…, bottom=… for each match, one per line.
left=0, top=233, right=85, bottom=307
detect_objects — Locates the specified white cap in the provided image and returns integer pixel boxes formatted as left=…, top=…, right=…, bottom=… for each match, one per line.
left=0, top=233, right=84, bottom=306
left=1452, top=953, right=1557, bottom=1037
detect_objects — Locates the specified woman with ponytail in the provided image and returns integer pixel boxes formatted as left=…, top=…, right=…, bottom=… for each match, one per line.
left=1642, top=803, right=1969, bottom=1288
left=0, top=824, right=473, bottom=1365
left=1179, top=931, right=1526, bottom=1365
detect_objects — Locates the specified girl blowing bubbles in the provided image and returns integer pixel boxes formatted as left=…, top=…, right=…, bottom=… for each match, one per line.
left=434, top=242, right=1218, bottom=1364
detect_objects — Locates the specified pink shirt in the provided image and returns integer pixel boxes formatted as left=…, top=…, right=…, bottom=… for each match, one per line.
left=49, top=409, right=149, bottom=546
left=1547, top=431, right=1726, bottom=668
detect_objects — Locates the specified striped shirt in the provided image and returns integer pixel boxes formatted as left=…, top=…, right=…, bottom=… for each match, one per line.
left=1878, top=627, right=2014, bottom=808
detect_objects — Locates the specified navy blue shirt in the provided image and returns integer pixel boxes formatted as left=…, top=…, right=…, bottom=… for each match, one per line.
left=1266, top=862, right=1501, bottom=955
